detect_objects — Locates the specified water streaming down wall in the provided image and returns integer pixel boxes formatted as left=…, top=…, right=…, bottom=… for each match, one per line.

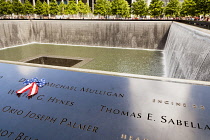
left=1, top=20, right=210, bottom=81
left=0, top=20, right=171, bottom=49
left=0, top=21, right=34, bottom=47
left=164, top=22, right=210, bottom=81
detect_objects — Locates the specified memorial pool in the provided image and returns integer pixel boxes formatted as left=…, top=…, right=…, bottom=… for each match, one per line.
left=0, top=44, right=165, bottom=76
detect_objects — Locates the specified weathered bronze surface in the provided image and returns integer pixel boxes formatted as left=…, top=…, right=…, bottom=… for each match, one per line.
left=0, top=62, right=209, bottom=140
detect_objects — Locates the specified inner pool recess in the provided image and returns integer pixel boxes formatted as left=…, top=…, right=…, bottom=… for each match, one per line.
left=0, top=44, right=165, bottom=77
left=25, top=56, right=83, bottom=67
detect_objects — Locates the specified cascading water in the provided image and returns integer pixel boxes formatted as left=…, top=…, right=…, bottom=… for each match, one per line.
left=0, top=20, right=171, bottom=49
left=1, top=20, right=210, bottom=81
left=164, top=22, right=210, bottom=81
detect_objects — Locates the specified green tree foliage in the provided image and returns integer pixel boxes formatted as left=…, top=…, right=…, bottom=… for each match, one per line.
left=131, top=0, right=147, bottom=17
left=65, top=0, right=78, bottom=15
left=208, top=0, right=210, bottom=15
left=12, top=0, right=24, bottom=15
left=24, top=0, right=34, bottom=15
left=94, top=0, right=112, bottom=16
left=78, top=0, right=91, bottom=16
left=111, top=0, right=130, bottom=18
left=35, top=0, right=44, bottom=15
left=194, top=0, right=208, bottom=16
left=43, top=1, right=50, bottom=15
left=0, top=0, right=13, bottom=15
left=84, top=3, right=91, bottom=14
left=6, top=1, right=13, bottom=15
left=149, top=0, right=164, bottom=17
left=49, top=0, right=59, bottom=15
left=77, top=0, right=86, bottom=16
left=0, top=0, right=7, bottom=15
left=164, top=0, right=181, bottom=17
left=180, top=0, right=196, bottom=16
left=58, top=2, right=66, bottom=15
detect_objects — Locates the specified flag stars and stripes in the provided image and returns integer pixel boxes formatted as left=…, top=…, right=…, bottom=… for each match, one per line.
left=16, top=78, right=46, bottom=97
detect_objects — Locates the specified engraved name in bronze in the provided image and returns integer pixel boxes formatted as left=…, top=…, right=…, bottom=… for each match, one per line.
left=152, top=99, right=205, bottom=110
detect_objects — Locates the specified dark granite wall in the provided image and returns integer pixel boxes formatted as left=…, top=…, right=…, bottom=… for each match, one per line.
left=0, top=20, right=171, bottom=49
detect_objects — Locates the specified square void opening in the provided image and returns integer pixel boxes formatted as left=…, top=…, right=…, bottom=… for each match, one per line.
left=26, top=56, right=82, bottom=67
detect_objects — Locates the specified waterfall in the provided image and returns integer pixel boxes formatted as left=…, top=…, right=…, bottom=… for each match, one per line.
left=164, top=22, right=210, bottom=81
left=0, top=20, right=171, bottom=50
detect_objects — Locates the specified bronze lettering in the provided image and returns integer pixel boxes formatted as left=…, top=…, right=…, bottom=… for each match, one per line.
left=72, top=123, right=77, bottom=128
left=14, top=132, right=38, bottom=140
left=29, top=113, right=36, bottom=118
left=129, top=136, right=133, bottom=140
left=106, top=108, right=112, bottom=113
left=164, top=101, right=169, bottom=104
left=121, top=111, right=129, bottom=116
left=100, top=105, right=106, bottom=111
left=50, top=118, right=57, bottom=123
left=39, top=115, right=46, bottom=121
left=92, top=127, right=98, bottom=133
left=2, top=106, right=11, bottom=112
left=44, top=116, right=51, bottom=121
left=59, top=118, right=99, bottom=133
left=1, top=130, right=8, bottom=136
left=137, top=113, right=141, bottom=118
left=79, top=124, right=86, bottom=130
left=191, top=122, right=196, bottom=128
left=177, top=120, right=182, bottom=125
left=107, top=92, right=112, bottom=96
left=60, top=118, right=68, bottom=125
left=55, top=84, right=61, bottom=88
left=23, top=111, right=31, bottom=118
left=200, top=105, right=205, bottom=110
left=0, top=129, right=14, bottom=138
left=168, top=119, right=175, bottom=125
left=204, top=125, right=210, bottom=130
left=192, top=104, right=197, bottom=108
left=119, top=94, right=124, bottom=98
left=113, top=93, right=118, bottom=97
left=113, top=109, right=120, bottom=114
left=19, top=78, right=26, bottom=82
left=147, top=113, right=153, bottom=121
left=7, top=90, right=15, bottom=95
left=100, top=105, right=141, bottom=119
left=2, top=106, right=24, bottom=116
left=161, top=116, right=167, bottom=123
left=47, top=97, right=74, bottom=106
left=121, top=134, right=127, bottom=139
left=37, top=95, right=45, bottom=101
left=14, top=132, right=25, bottom=140
left=60, top=85, right=66, bottom=89
left=184, top=121, right=189, bottom=127
left=86, top=125, right=92, bottom=131
left=198, top=123, right=203, bottom=129
left=130, top=112, right=136, bottom=118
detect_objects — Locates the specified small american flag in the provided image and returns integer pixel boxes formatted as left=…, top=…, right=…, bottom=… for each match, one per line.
left=17, top=78, right=46, bottom=97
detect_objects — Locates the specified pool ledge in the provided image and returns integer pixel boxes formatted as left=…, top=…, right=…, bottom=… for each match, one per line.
left=1, top=60, right=210, bottom=86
